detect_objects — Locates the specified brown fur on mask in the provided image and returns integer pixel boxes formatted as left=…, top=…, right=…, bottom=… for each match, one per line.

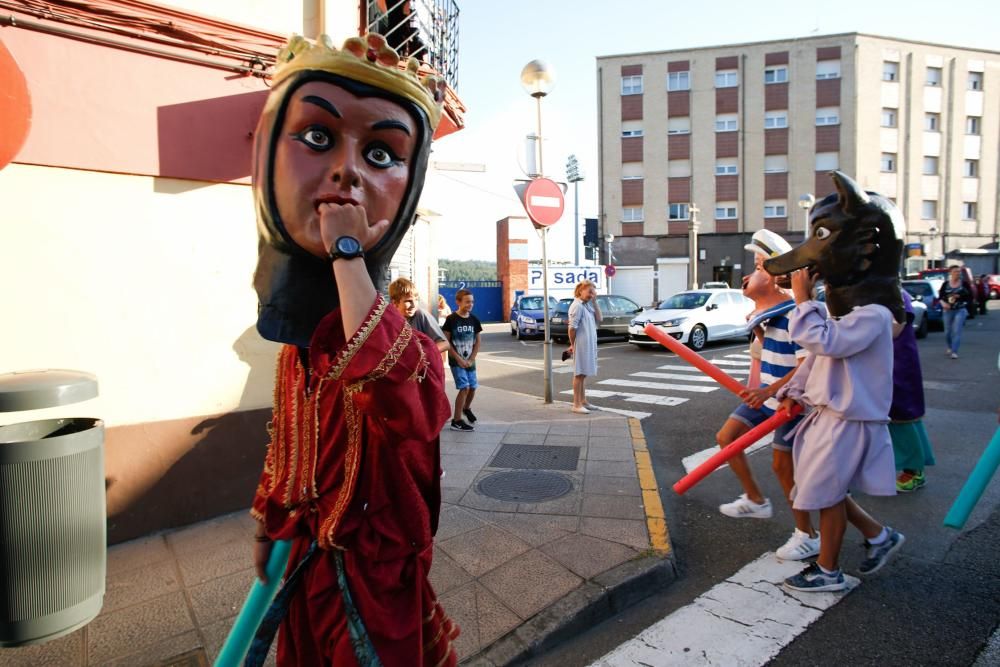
left=763, top=171, right=905, bottom=323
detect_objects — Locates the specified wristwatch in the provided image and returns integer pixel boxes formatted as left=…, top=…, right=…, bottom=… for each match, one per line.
left=328, top=235, right=364, bottom=262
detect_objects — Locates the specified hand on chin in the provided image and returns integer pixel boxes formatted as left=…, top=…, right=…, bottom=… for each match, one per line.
left=318, top=203, right=390, bottom=255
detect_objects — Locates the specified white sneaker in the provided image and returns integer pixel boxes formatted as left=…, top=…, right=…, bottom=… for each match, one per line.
left=719, top=494, right=773, bottom=519
left=776, top=529, right=821, bottom=560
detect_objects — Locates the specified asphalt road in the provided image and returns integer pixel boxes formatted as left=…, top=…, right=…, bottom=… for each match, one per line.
left=470, top=304, right=1000, bottom=666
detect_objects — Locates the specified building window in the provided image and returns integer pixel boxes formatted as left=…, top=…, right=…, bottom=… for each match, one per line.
left=621, top=75, right=643, bottom=95
left=926, top=67, right=942, bottom=86
left=668, top=203, right=690, bottom=220
left=764, top=66, right=788, bottom=84
left=816, top=60, right=841, bottom=79
left=816, top=152, right=839, bottom=170
left=622, top=207, right=644, bottom=222
left=764, top=155, right=789, bottom=173
left=815, top=107, right=840, bottom=126
left=715, top=205, right=738, bottom=220
left=882, top=62, right=899, bottom=82
left=966, top=116, right=981, bottom=135
left=968, top=71, right=984, bottom=91
left=881, top=108, right=897, bottom=127
left=621, top=129, right=644, bottom=137
left=715, top=114, right=738, bottom=132
left=667, top=71, right=690, bottom=91
left=715, top=160, right=738, bottom=175
left=962, top=202, right=977, bottom=220
left=881, top=153, right=896, bottom=173
left=921, top=200, right=937, bottom=220
left=621, top=175, right=644, bottom=181
left=667, top=117, right=691, bottom=135
left=922, top=156, right=939, bottom=175
left=925, top=113, right=940, bottom=132
left=764, top=203, right=787, bottom=218
left=764, top=111, right=788, bottom=129
left=715, top=70, right=738, bottom=88
left=964, top=159, right=979, bottom=177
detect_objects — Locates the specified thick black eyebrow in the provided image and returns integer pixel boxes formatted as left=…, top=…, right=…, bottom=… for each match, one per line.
left=302, top=95, right=340, bottom=118
left=371, top=119, right=411, bottom=135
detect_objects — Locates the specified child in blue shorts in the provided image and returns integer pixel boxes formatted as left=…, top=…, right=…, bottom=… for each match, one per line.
left=442, top=289, right=483, bottom=431
left=716, top=231, right=818, bottom=561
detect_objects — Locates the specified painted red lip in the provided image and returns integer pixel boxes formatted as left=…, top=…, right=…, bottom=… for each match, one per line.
left=315, top=194, right=359, bottom=208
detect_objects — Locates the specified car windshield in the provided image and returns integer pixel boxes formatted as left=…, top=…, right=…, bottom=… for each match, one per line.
left=902, top=282, right=932, bottom=297
left=519, top=297, right=552, bottom=310
left=555, top=300, right=572, bottom=315
left=658, top=292, right=711, bottom=310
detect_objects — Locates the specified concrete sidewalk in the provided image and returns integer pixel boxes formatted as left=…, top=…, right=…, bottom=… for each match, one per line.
left=0, top=386, right=675, bottom=666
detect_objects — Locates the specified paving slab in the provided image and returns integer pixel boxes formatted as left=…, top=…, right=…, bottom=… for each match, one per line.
left=0, top=385, right=675, bottom=666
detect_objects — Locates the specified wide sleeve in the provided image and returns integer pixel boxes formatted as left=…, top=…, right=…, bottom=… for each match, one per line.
left=568, top=300, right=583, bottom=329
left=327, top=298, right=450, bottom=441
left=787, top=301, right=890, bottom=359
left=775, top=352, right=815, bottom=403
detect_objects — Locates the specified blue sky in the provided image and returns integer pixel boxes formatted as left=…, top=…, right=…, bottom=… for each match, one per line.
left=425, top=0, right=998, bottom=261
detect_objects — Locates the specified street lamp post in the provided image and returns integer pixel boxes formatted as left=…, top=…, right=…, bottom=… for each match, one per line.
left=688, top=203, right=700, bottom=289
left=521, top=60, right=556, bottom=404
left=797, top=194, right=815, bottom=235
left=566, top=155, right=584, bottom=266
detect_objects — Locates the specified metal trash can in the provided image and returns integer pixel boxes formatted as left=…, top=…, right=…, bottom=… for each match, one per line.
left=0, top=370, right=105, bottom=647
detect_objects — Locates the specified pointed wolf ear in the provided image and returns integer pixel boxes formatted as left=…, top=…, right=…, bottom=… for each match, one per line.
left=831, top=170, right=870, bottom=213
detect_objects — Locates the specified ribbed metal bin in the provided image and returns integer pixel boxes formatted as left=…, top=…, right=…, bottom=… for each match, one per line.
left=0, top=371, right=105, bottom=647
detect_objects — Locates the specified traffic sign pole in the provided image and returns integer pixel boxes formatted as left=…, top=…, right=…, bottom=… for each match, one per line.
left=541, top=228, right=552, bottom=404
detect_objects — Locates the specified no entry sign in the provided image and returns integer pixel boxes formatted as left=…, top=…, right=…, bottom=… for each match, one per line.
left=605, top=265, right=617, bottom=278
left=522, top=178, right=565, bottom=227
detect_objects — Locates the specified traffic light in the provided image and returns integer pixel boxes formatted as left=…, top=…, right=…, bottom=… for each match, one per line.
left=584, top=218, right=598, bottom=247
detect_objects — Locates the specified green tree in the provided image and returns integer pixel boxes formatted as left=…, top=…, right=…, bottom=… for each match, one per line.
left=439, top=259, right=497, bottom=282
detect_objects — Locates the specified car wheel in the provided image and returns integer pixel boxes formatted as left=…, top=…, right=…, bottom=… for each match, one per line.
left=916, top=316, right=928, bottom=339
left=688, top=325, right=707, bottom=351
left=510, top=323, right=516, bottom=336
left=516, top=326, right=523, bottom=340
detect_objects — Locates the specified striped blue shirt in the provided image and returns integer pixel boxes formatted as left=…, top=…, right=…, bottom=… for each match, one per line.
left=758, top=301, right=808, bottom=411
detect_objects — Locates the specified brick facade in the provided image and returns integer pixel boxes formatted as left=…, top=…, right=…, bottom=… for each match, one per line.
left=816, top=125, right=840, bottom=152
left=715, top=175, right=738, bottom=200
left=621, top=94, right=643, bottom=121
left=668, top=177, right=691, bottom=202
left=764, top=172, right=788, bottom=199
left=716, top=131, right=738, bottom=158
left=816, top=78, right=841, bottom=106
left=715, top=86, right=738, bottom=114
left=764, top=128, right=788, bottom=155
left=764, top=82, right=788, bottom=110
left=668, top=132, right=690, bottom=159
left=621, top=178, right=644, bottom=205
left=621, top=136, right=644, bottom=161
left=667, top=90, right=690, bottom=117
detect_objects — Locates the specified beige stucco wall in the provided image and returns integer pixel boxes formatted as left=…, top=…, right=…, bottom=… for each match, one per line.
left=0, top=164, right=278, bottom=427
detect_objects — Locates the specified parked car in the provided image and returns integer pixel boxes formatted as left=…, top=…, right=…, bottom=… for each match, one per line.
left=919, top=266, right=978, bottom=318
left=819, top=284, right=928, bottom=338
left=550, top=294, right=643, bottom=343
left=628, top=289, right=753, bottom=351
left=901, top=279, right=943, bottom=330
left=509, top=294, right=559, bottom=339
left=984, top=274, right=1000, bottom=299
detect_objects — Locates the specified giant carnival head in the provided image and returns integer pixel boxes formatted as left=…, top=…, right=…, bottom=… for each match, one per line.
left=252, top=34, right=446, bottom=346
left=763, top=171, right=906, bottom=323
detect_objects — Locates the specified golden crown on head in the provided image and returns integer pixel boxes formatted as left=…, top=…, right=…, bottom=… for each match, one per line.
left=272, top=33, right=446, bottom=131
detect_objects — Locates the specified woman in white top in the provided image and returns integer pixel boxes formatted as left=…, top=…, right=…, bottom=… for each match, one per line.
left=567, top=280, right=602, bottom=414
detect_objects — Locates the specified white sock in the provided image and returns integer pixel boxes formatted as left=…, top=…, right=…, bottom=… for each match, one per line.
left=818, top=564, right=840, bottom=575
left=869, top=527, right=889, bottom=545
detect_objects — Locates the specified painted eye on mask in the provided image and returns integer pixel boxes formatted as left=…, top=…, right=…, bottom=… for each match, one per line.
left=365, top=143, right=401, bottom=168
left=295, top=126, right=332, bottom=151
left=814, top=227, right=832, bottom=240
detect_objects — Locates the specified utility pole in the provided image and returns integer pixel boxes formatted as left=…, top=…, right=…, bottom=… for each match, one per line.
left=688, top=203, right=700, bottom=289
left=566, top=155, right=584, bottom=265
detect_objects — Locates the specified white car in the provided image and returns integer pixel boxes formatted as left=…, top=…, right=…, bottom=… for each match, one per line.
left=629, top=289, right=753, bottom=351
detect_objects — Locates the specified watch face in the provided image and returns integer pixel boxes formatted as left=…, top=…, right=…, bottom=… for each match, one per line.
left=336, top=236, right=362, bottom=255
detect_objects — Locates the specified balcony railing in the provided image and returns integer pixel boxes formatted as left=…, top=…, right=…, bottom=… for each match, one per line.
left=365, top=0, right=460, bottom=90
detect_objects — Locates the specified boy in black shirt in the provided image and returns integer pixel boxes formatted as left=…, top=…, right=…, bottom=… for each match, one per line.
left=442, top=289, right=483, bottom=431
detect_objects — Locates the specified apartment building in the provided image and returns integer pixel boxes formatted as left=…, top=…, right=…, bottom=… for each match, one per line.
left=597, top=33, right=1000, bottom=297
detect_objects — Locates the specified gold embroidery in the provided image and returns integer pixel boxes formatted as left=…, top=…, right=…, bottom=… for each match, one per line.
left=431, top=643, right=455, bottom=667
left=318, top=381, right=365, bottom=549
left=284, top=349, right=304, bottom=508
left=330, top=295, right=388, bottom=380
left=364, top=321, right=412, bottom=382
left=408, top=333, right=429, bottom=383
left=424, top=621, right=446, bottom=652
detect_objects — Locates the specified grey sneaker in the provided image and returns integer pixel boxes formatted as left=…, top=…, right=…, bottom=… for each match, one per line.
left=858, top=527, right=905, bottom=575
left=776, top=529, right=821, bottom=561
left=783, top=562, right=847, bottom=592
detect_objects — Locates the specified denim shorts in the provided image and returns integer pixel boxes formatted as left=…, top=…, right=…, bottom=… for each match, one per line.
left=450, top=365, right=478, bottom=390
left=730, top=402, right=801, bottom=452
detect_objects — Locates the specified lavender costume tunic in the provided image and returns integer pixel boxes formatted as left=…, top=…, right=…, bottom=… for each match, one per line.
left=777, top=301, right=897, bottom=510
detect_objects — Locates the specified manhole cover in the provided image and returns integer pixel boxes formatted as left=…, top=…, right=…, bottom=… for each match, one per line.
left=489, top=444, right=580, bottom=471
left=476, top=470, right=573, bottom=502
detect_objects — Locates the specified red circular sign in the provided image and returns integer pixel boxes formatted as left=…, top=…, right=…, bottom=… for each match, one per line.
left=523, top=178, right=565, bottom=227
left=0, top=40, right=31, bottom=171
left=605, top=265, right=616, bottom=277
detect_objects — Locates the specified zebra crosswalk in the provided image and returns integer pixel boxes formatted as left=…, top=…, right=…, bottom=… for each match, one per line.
left=560, top=353, right=753, bottom=420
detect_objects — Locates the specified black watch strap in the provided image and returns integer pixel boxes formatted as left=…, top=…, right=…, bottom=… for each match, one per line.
left=329, top=236, right=364, bottom=262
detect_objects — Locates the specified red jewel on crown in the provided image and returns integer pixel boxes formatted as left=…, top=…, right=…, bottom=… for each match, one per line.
left=366, top=48, right=378, bottom=62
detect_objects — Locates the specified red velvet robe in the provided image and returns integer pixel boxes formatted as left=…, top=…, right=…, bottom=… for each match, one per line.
left=251, top=295, right=458, bottom=666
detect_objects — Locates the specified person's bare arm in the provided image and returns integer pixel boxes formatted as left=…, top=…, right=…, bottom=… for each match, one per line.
left=318, top=203, right=390, bottom=339
left=469, top=332, right=481, bottom=364
left=592, top=297, right=603, bottom=324
left=741, top=356, right=804, bottom=409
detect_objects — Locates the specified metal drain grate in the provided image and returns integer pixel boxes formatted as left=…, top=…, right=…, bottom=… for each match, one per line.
left=476, top=470, right=574, bottom=502
left=488, top=444, right=581, bottom=471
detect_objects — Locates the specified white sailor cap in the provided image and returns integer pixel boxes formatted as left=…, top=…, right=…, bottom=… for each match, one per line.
left=744, top=229, right=793, bottom=258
